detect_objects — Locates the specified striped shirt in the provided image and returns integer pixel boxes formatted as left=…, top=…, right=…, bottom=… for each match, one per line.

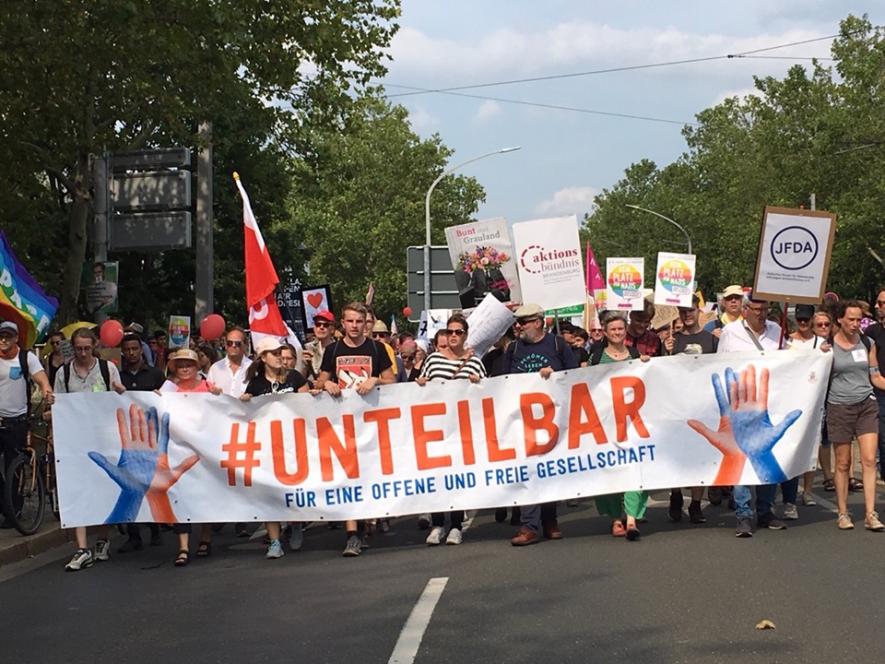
left=418, top=352, right=486, bottom=381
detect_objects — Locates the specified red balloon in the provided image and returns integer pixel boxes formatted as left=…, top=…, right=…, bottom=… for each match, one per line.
left=99, top=319, right=124, bottom=347
left=200, top=313, right=226, bottom=341
left=402, top=306, right=413, bottom=318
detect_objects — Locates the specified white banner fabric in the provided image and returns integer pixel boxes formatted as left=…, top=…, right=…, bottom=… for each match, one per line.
left=53, top=351, right=831, bottom=527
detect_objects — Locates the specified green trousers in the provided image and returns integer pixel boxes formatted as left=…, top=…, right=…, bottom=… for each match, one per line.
left=595, top=491, right=648, bottom=519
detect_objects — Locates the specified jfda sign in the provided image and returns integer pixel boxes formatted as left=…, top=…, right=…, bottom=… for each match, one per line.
left=752, top=206, right=837, bottom=304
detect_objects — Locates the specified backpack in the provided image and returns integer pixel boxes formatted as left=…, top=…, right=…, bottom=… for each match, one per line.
left=18, top=348, right=31, bottom=414
left=590, top=343, right=640, bottom=366
left=63, top=358, right=111, bottom=392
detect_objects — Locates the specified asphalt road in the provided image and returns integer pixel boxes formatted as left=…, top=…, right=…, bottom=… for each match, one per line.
left=2, top=487, right=884, bottom=664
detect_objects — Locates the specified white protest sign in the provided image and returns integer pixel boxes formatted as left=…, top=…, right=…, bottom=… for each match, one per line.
left=606, top=258, right=645, bottom=311
left=445, top=217, right=522, bottom=309
left=465, top=293, right=515, bottom=356
left=511, top=215, right=585, bottom=310
left=418, top=309, right=450, bottom=341
left=752, top=207, right=837, bottom=303
left=654, top=252, right=696, bottom=307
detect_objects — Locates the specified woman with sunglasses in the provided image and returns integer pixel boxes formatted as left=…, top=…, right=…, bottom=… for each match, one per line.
left=416, top=314, right=486, bottom=546
left=591, top=313, right=650, bottom=541
left=240, top=337, right=309, bottom=558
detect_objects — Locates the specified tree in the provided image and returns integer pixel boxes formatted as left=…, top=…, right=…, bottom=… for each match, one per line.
left=287, top=95, right=486, bottom=320
left=0, top=0, right=400, bottom=323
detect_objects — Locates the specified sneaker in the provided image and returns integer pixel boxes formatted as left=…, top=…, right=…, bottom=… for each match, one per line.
left=445, top=528, right=462, bottom=545
left=417, top=514, right=431, bottom=530
left=688, top=501, right=706, bottom=524
left=798, top=492, right=817, bottom=507
left=783, top=503, right=799, bottom=520
left=426, top=526, right=445, bottom=546
left=461, top=511, right=475, bottom=531
left=668, top=490, right=684, bottom=522
left=266, top=539, right=285, bottom=559
left=94, top=539, right=111, bottom=562
left=289, top=525, right=304, bottom=551
left=342, top=535, right=362, bottom=557
left=735, top=517, right=754, bottom=538
left=865, top=511, right=885, bottom=532
left=65, top=548, right=94, bottom=571
left=117, top=538, right=143, bottom=554
left=758, top=514, right=787, bottom=530
left=838, top=513, right=854, bottom=530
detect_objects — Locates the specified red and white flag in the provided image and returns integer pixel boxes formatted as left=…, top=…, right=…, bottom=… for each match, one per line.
left=233, top=172, right=302, bottom=353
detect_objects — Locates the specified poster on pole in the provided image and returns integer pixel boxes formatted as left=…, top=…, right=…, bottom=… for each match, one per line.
left=606, top=258, right=645, bottom=311
left=418, top=309, right=451, bottom=342
left=445, top=217, right=521, bottom=309
left=168, top=315, right=191, bottom=350
left=301, top=285, right=333, bottom=329
left=83, top=261, right=119, bottom=316
left=654, top=252, right=696, bottom=307
left=752, top=206, right=837, bottom=304
left=511, top=215, right=584, bottom=310
left=276, top=270, right=306, bottom=342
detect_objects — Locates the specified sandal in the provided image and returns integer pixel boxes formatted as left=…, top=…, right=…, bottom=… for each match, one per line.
left=174, top=550, right=190, bottom=567
left=849, top=478, right=864, bottom=492
left=823, top=478, right=835, bottom=492
left=196, top=541, right=212, bottom=557
left=611, top=520, right=626, bottom=537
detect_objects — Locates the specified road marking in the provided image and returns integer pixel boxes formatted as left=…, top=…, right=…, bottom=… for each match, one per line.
left=807, top=491, right=838, bottom=514
left=388, top=576, right=448, bottom=664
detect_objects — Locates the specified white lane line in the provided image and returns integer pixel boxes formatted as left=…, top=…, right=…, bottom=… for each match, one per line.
left=808, top=491, right=839, bottom=514
left=388, top=577, right=449, bottom=664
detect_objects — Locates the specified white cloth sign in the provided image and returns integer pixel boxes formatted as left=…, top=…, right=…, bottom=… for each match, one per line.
left=606, top=258, right=645, bottom=311
left=654, top=252, right=696, bottom=307
left=54, top=351, right=831, bottom=527
left=511, top=215, right=585, bottom=310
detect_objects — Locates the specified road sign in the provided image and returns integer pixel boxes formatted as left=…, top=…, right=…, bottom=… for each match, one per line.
left=111, top=148, right=191, bottom=172
left=111, top=171, right=192, bottom=211
left=109, top=211, right=192, bottom=251
left=406, top=246, right=460, bottom=321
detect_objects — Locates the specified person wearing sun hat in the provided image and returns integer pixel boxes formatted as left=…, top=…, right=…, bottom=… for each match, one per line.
left=704, top=285, right=744, bottom=337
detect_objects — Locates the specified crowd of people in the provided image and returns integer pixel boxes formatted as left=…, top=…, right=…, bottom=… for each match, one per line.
left=0, top=284, right=883, bottom=571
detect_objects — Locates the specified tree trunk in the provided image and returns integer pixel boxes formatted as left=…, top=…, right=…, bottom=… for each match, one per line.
left=57, top=152, right=92, bottom=324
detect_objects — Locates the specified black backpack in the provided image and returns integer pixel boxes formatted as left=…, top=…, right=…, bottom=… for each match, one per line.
left=63, top=358, right=111, bottom=392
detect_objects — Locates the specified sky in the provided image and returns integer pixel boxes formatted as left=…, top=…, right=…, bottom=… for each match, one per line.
left=379, top=1, right=883, bottom=224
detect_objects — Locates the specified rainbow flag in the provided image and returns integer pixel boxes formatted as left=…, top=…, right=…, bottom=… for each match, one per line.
left=0, top=232, right=58, bottom=347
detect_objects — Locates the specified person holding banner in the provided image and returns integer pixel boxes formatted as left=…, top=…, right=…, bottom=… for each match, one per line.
left=315, top=302, right=395, bottom=557
left=416, top=314, right=486, bottom=546
left=207, top=327, right=252, bottom=399
left=506, top=304, right=578, bottom=546
left=240, top=337, right=309, bottom=558
left=590, top=313, right=650, bottom=540
left=828, top=301, right=885, bottom=531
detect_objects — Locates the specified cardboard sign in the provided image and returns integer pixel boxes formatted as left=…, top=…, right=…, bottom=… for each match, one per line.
left=654, top=252, right=696, bottom=307
left=276, top=271, right=306, bottom=342
left=752, top=207, right=837, bottom=303
left=301, top=285, right=333, bottom=329
left=445, top=217, right=522, bottom=308
left=512, top=215, right=585, bottom=310
left=606, top=258, right=645, bottom=311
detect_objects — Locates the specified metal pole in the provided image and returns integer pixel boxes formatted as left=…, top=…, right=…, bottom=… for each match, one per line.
left=625, top=204, right=692, bottom=254
left=424, top=146, right=521, bottom=313
left=195, top=121, right=214, bottom=322
left=93, top=154, right=109, bottom=264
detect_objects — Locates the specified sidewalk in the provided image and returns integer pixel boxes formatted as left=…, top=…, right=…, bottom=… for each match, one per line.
left=0, top=520, right=69, bottom=567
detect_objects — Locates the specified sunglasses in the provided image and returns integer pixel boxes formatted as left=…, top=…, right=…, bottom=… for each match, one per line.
left=226, top=340, right=243, bottom=347
left=314, top=321, right=332, bottom=328
left=814, top=322, right=831, bottom=328
left=515, top=317, right=540, bottom=326
left=372, top=332, right=389, bottom=338
left=796, top=317, right=810, bottom=323
left=265, top=348, right=283, bottom=356
left=444, top=328, right=466, bottom=336
left=877, top=300, right=885, bottom=306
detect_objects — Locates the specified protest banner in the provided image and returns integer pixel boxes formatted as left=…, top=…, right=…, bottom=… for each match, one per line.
left=752, top=206, right=837, bottom=304
left=276, top=270, right=306, bottom=343
left=512, top=215, right=584, bottom=311
left=445, top=217, right=522, bottom=308
left=301, top=285, right=333, bottom=329
left=418, top=308, right=451, bottom=342
left=606, top=258, right=645, bottom=311
left=54, top=350, right=830, bottom=527
left=167, top=315, right=191, bottom=349
left=654, top=252, right=696, bottom=307
left=465, top=293, right=515, bottom=356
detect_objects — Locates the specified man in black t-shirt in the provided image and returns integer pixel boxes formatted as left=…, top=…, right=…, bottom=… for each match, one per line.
left=315, top=302, right=395, bottom=558
left=663, top=296, right=717, bottom=524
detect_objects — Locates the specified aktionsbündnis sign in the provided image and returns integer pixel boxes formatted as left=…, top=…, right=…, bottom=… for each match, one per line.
left=512, top=215, right=585, bottom=311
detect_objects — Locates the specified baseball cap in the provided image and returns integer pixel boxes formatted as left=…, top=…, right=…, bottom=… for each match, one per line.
left=722, top=285, right=744, bottom=299
left=794, top=304, right=815, bottom=320
left=0, top=321, right=18, bottom=336
left=254, top=337, right=286, bottom=356
left=313, top=310, right=335, bottom=323
left=514, top=303, right=544, bottom=319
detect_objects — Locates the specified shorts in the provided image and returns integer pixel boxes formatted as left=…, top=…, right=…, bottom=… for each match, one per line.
left=827, top=397, right=879, bottom=443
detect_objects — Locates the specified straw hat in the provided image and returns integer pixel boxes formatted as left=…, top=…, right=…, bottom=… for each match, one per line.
left=167, top=348, right=199, bottom=369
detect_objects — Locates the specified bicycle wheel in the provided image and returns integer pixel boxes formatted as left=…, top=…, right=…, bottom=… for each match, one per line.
left=3, top=453, right=46, bottom=536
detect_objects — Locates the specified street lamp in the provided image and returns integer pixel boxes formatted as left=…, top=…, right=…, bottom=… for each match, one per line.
left=424, top=146, right=521, bottom=313
left=625, top=204, right=693, bottom=254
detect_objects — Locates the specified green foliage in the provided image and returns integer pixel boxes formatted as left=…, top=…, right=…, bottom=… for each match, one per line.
left=585, top=15, right=885, bottom=300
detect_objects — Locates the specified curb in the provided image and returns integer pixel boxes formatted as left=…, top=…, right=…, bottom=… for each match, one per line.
left=0, top=522, right=69, bottom=567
